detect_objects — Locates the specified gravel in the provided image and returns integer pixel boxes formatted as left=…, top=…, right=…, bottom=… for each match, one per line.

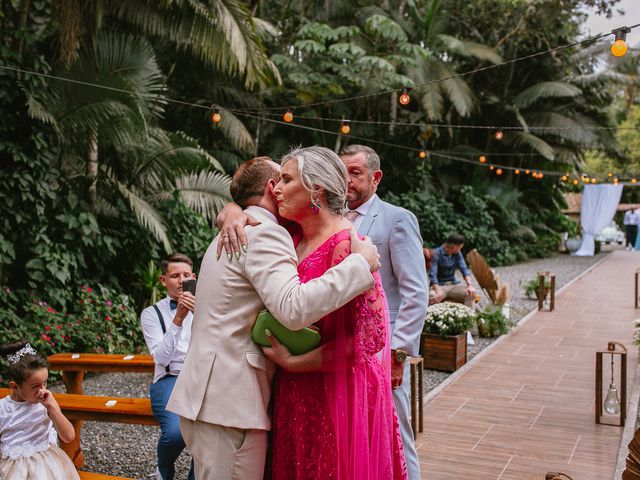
left=50, top=248, right=613, bottom=479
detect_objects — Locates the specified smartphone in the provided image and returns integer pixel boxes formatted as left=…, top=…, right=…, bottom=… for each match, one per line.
left=182, top=278, right=197, bottom=295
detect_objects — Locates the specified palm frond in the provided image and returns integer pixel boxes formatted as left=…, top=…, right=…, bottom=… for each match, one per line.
left=524, top=111, right=599, bottom=146
left=513, top=82, right=582, bottom=109
left=211, top=106, right=256, bottom=155
left=437, top=34, right=502, bottom=64
left=506, top=132, right=556, bottom=160
left=158, top=170, right=232, bottom=222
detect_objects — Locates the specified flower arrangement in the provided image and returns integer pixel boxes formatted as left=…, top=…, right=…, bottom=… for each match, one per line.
left=424, top=302, right=475, bottom=337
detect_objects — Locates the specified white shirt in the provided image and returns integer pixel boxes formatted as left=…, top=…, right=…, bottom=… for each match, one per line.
left=624, top=210, right=638, bottom=226
left=0, top=396, right=58, bottom=459
left=140, top=296, right=193, bottom=383
left=347, top=194, right=378, bottom=230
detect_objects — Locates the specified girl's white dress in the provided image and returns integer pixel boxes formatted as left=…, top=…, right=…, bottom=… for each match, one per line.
left=0, top=395, right=80, bottom=479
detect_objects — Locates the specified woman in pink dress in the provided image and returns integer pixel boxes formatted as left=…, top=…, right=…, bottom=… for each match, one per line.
left=261, top=146, right=407, bottom=480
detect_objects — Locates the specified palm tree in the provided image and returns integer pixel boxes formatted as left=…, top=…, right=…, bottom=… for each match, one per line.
left=26, top=31, right=231, bottom=251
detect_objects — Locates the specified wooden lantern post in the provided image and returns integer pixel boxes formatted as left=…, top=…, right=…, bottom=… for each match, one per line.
left=595, top=341, right=627, bottom=426
left=537, top=271, right=556, bottom=311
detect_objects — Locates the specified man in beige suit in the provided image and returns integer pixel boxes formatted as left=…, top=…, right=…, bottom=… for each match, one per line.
left=167, top=157, right=380, bottom=480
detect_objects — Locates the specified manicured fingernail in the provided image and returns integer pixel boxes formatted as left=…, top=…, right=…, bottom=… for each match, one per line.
left=242, top=244, right=247, bottom=253
left=235, top=251, right=240, bottom=259
left=227, top=253, right=232, bottom=261
left=265, top=329, right=272, bottom=336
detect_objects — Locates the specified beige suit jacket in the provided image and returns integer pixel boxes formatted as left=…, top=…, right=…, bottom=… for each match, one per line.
left=167, top=206, right=374, bottom=431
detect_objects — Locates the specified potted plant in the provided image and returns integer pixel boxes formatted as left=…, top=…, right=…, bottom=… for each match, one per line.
left=524, top=277, right=551, bottom=302
left=476, top=305, right=515, bottom=338
left=421, top=302, right=475, bottom=372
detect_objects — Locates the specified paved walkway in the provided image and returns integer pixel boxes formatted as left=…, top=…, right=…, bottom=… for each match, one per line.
left=416, top=250, right=639, bottom=480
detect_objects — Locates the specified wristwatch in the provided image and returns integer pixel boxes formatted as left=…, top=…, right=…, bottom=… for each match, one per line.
left=391, top=349, right=407, bottom=363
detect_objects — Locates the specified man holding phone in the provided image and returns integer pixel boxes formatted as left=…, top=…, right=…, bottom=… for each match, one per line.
left=140, top=253, right=196, bottom=480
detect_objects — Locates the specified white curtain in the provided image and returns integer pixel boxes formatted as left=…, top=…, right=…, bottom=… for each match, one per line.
left=574, top=184, right=623, bottom=256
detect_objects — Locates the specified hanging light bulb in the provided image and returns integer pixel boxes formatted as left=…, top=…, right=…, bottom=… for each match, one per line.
left=211, top=109, right=222, bottom=124
left=604, top=353, right=621, bottom=415
left=573, top=179, right=579, bottom=185
left=515, top=169, right=520, bottom=175
left=539, top=173, right=544, bottom=179
left=610, top=26, right=631, bottom=57
left=561, top=175, right=568, bottom=181
left=419, top=150, right=427, bottom=159
left=479, top=155, right=487, bottom=164
left=591, top=178, right=597, bottom=184
left=283, top=110, right=294, bottom=123
left=632, top=178, right=638, bottom=184
left=496, top=168, right=503, bottom=176
left=399, top=87, right=411, bottom=106
left=489, top=165, right=495, bottom=171
left=608, top=172, right=613, bottom=178
left=340, top=120, right=351, bottom=135
left=495, top=130, right=504, bottom=141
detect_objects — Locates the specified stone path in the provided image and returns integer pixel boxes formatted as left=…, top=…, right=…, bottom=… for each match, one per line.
left=415, top=250, right=639, bottom=479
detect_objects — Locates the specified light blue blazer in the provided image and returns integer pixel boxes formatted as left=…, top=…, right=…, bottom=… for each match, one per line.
left=356, top=195, right=429, bottom=357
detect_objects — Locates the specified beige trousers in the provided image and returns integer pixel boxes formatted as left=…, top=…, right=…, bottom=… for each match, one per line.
left=179, top=417, right=268, bottom=480
left=430, top=283, right=475, bottom=309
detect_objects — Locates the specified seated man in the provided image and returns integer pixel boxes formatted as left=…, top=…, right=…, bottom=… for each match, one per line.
left=428, top=233, right=476, bottom=308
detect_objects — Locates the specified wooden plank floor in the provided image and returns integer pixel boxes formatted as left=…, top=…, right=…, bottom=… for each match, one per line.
left=416, top=250, right=639, bottom=480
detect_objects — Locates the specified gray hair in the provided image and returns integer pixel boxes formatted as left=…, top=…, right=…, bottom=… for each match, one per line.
left=339, top=144, right=380, bottom=172
left=281, top=146, right=347, bottom=215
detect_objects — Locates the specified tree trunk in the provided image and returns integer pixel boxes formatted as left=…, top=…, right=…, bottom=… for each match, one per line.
left=87, top=130, right=98, bottom=213
left=17, top=0, right=31, bottom=57
left=389, top=91, right=398, bottom=136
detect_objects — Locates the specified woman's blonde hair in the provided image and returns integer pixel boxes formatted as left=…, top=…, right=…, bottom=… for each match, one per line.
left=281, top=146, right=347, bottom=215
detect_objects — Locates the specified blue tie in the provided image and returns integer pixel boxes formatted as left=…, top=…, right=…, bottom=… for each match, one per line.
left=169, top=299, right=177, bottom=310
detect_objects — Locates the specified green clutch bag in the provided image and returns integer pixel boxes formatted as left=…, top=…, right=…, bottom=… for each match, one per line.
left=251, top=310, right=321, bottom=355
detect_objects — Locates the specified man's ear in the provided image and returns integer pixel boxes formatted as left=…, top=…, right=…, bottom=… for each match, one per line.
left=266, top=178, right=277, bottom=196
left=159, top=274, right=167, bottom=288
left=373, top=170, right=383, bottom=187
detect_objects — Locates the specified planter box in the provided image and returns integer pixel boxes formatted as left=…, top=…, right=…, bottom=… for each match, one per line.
left=420, top=333, right=467, bottom=372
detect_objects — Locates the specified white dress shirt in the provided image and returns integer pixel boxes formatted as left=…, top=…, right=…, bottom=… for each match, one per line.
left=346, top=194, right=378, bottom=230
left=140, top=296, right=193, bottom=383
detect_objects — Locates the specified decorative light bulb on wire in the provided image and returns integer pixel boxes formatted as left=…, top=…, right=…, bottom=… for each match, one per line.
left=340, top=120, right=351, bottom=135
left=479, top=155, right=487, bottom=164
left=211, top=110, right=222, bottom=124
left=633, top=178, right=638, bottom=184
left=419, top=150, right=427, bottom=159
left=494, top=130, right=504, bottom=141
left=283, top=110, right=294, bottom=123
left=399, top=87, right=411, bottom=106
left=496, top=168, right=503, bottom=176
left=489, top=165, right=495, bottom=171
left=515, top=169, right=520, bottom=175
left=610, top=26, right=631, bottom=57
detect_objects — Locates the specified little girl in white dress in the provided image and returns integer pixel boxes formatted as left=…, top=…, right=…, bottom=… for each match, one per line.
left=0, top=340, right=80, bottom=479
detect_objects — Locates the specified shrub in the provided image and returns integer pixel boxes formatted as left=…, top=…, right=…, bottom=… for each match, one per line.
left=476, top=306, right=514, bottom=338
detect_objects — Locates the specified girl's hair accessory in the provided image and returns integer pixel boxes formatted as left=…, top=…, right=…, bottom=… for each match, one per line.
left=6, top=344, right=38, bottom=364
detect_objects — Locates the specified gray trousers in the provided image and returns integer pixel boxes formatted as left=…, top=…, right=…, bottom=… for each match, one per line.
left=393, top=360, right=421, bottom=480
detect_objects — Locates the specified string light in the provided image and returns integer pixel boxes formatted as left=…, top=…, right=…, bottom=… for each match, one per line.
left=419, top=150, right=427, bottom=159
left=608, top=172, right=613, bottom=177
left=211, top=110, right=221, bottom=124
left=496, top=168, right=503, bottom=176
left=479, top=155, right=487, bottom=163
left=525, top=169, right=531, bottom=175
left=283, top=110, right=294, bottom=123
left=399, top=87, right=411, bottom=106
left=573, top=179, right=579, bottom=185
left=494, top=130, right=504, bottom=141
left=489, top=165, right=495, bottom=171
left=340, top=120, right=351, bottom=135
left=591, top=178, right=597, bottom=184
left=561, top=175, right=568, bottom=181
left=611, top=26, right=631, bottom=57
left=632, top=178, right=638, bottom=184
left=515, top=169, right=520, bottom=175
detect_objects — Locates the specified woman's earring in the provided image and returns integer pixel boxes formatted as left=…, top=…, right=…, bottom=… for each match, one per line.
left=310, top=194, right=321, bottom=214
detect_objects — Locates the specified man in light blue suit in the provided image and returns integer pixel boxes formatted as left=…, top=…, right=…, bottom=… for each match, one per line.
left=340, top=144, right=429, bottom=480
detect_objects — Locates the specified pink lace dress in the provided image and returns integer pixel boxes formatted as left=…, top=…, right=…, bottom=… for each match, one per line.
left=271, top=229, right=407, bottom=480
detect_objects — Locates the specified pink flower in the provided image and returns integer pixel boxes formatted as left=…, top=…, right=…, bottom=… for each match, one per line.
left=121, top=305, right=126, bottom=311
left=56, top=324, right=62, bottom=330
left=45, top=325, right=51, bottom=332
left=89, top=299, right=93, bottom=304
left=97, top=335, right=101, bottom=341
left=64, top=336, right=71, bottom=342
left=105, top=316, right=111, bottom=322
left=76, top=320, right=81, bottom=325
left=41, top=334, right=48, bottom=341
left=86, top=287, right=92, bottom=293
left=80, top=299, right=84, bottom=304
left=47, top=307, right=53, bottom=312
left=106, top=300, right=113, bottom=307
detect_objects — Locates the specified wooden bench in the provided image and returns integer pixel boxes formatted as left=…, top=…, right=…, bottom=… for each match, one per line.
left=47, top=353, right=155, bottom=468
left=48, top=353, right=154, bottom=395
left=0, top=388, right=157, bottom=468
left=79, top=472, right=135, bottom=480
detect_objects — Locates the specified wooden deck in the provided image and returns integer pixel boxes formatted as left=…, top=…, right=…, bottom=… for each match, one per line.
left=416, top=250, right=639, bottom=479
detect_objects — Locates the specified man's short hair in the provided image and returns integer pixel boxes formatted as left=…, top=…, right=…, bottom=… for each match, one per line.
left=160, top=253, right=193, bottom=274
left=339, top=144, right=381, bottom=172
left=230, top=156, right=280, bottom=208
left=445, top=233, right=465, bottom=245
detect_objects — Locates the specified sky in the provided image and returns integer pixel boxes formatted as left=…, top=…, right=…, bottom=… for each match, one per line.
left=583, top=0, right=639, bottom=45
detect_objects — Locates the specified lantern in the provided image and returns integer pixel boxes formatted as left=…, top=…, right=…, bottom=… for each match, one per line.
left=595, top=341, right=627, bottom=426
left=537, top=271, right=555, bottom=311
left=610, top=27, right=631, bottom=57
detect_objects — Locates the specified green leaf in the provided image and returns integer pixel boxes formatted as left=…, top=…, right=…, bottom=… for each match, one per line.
left=514, top=82, right=582, bottom=109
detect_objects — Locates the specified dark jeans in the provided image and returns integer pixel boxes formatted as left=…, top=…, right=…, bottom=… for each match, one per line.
left=150, top=375, right=195, bottom=480
left=626, top=225, right=638, bottom=247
